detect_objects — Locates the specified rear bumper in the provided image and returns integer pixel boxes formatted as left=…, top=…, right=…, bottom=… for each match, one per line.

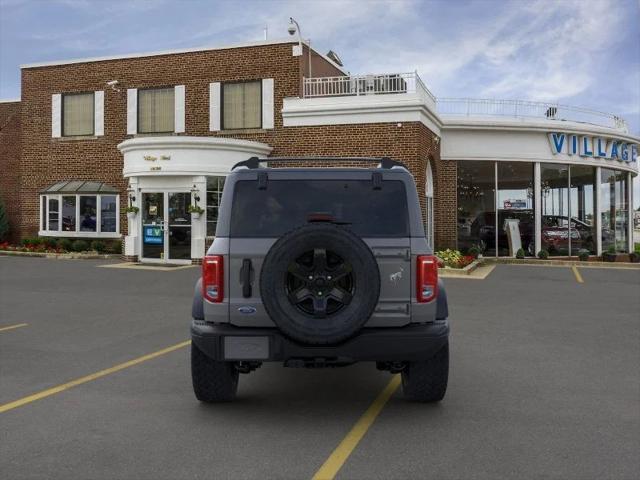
left=191, top=320, right=449, bottom=363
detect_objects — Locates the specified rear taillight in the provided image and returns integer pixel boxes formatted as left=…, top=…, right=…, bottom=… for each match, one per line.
left=202, top=255, right=224, bottom=302
left=416, top=255, right=438, bottom=303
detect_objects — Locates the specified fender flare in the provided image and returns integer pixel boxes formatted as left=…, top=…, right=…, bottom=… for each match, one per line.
left=192, top=278, right=204, bottom=320
left=436, top=279, right=448, bottom=320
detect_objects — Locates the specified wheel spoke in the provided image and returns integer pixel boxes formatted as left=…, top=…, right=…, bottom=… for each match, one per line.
left=288, top=287, right=312, bottom=305
left=329, top=262, right=352, bottom=281
left=313, top=248, right=328, bottom=272
left=328, top=287, right=352, bottom=305
left=288, top=262, right=310, bottom=281
left=312, top=296, right=328, bottom=317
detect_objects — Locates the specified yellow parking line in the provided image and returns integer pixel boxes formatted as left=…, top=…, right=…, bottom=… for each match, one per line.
left=571, top=266, right=584, bottom=283
left=0, top=323, right=28, bottom=333
left=312, top=375, right=401, bottom=480
left=0, top=340, right=191, bottom=414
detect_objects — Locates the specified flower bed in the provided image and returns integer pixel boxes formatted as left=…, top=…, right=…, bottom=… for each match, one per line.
left=0, top=237, right=121, bottom=255
left=435, top=249, right=476, bottom=269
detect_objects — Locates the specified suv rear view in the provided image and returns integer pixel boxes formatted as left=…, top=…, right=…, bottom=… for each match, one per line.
left=191, top=157, right=450, bottom=402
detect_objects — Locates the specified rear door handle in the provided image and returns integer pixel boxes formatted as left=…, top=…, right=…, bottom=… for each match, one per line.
left=240, top=259, right=253, bottom=298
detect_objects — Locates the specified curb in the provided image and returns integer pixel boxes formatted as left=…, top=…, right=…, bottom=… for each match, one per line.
left=0, top=250, right=120, bottom=260
left=438, top=259, right=483, bottom=276
left=484, top=257, right=640, bottom=269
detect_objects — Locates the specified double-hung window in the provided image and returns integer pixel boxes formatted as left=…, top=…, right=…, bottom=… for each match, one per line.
left=138, top=87, right=175, bottom=133
left=62, top=92, right=95, bottom=136
left=222, top=81, right=262, bottom=129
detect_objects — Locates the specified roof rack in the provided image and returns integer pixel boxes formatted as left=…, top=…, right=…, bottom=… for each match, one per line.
left=231, top=156, right=406, bottom=170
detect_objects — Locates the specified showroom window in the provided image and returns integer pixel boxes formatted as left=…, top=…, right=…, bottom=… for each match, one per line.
left=39, top=181, right=120, bottom=237
left=601, top=168, right=629, bottom=253
left=222, top=81, right=261, bottom=129
left=62, top=92, right=94, bottom=136
left=497, top=162, right=534, bottom=256
left=569, top=165, right=596, bottom=255
left=206, top=176, right=226, bottom=237
left=138, top=87, right=175, bottom=133
left=457, top=161, right=497, bottom=256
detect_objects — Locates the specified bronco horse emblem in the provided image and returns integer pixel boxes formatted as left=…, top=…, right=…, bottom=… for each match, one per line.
left=389, top=267, right=404, bottom=284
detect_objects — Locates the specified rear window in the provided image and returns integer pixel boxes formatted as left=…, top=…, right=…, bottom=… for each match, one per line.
left=230, top=179, right=410, bottom=237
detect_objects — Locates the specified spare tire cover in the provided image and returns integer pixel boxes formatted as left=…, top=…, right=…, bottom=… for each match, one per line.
left=260, top=223, right=380, bottom=345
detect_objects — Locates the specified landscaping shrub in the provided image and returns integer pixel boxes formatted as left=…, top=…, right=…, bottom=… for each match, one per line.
left=537, top=249, right=549, bottom=260
left=90, top=240, right=106, bottom=253
left=104, top=240, right=121, bottom=254
left=468, top=246, right=480, bottom=259
left=577, top=249, right=589, bottom=261
left=71, top=239, right=89, bottom=252
left=515, top=248, right=525, bottom=259
left=43, top=238, right=58, bottom=249
left=58, top=238, right=73, bottom=252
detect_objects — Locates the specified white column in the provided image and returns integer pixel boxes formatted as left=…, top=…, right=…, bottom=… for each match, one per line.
left=124, top=177, right=140, bottom=258
left=595, top=166, right=602, bottom=256
left=628, top=171, right=633, bottom=253
left=534, top=162, right=541, bottom=256
left=191, top=175, right=207, bottom=260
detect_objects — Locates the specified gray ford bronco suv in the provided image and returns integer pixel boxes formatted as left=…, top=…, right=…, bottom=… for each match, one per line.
left=191, top=157, right=449, bottom=402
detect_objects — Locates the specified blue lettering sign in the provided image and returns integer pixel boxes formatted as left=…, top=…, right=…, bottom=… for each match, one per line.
left=610, top=141, right=619, bottom=159
left=569, top=135, right=578, bottom=155
left=144, top=226, right=163, bottom=245
left=632, top=144, right=638, bottom=162
left=580, top=136, right=593, bottom=157
left=549, top=133, right=565, bottom=154
left=621, top=143, right=628, bottom=162
left=595, top=138, right=607, bottom=157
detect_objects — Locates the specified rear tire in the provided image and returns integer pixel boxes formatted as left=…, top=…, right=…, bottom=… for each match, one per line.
left=191, top=343, right=239, bottom=402
left=401, top=341, right=449, bottom=402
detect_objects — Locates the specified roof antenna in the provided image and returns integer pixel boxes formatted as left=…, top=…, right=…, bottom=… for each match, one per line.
left=263, top=25, right=268, bottom=40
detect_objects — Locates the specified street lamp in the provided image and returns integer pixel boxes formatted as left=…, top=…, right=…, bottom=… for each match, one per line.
left=288, top=17, right=311, bottom=78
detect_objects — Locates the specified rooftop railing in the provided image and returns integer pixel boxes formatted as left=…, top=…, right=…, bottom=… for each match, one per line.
left=436, top=98, right=628, bottom=132
left=302, top=73, right=628, bottom=132
left=303, top=72, right=437, bottom=104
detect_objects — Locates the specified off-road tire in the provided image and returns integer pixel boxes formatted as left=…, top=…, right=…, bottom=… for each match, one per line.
left=401, top=341, right=449, bottom=402
left=191, top=343, right=239, bottom=402
left=260, top=223, right=380, bottom=345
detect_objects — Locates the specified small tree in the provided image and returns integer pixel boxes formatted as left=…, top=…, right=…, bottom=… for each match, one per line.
left=0, top=197, right=9, bottom=242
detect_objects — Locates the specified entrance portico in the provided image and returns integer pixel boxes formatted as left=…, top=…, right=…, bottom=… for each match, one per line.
left=118, top=136, right=272, bottom=263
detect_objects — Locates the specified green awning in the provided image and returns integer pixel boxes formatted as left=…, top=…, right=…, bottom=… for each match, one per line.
left=40, top=180, right=119, bottom=194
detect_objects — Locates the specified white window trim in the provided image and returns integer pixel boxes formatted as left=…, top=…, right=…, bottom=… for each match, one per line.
left=39, top=193, right=121, bottom=238
left=174, top=85, right=185, bottom=133
left=94, top=90, right=104, bottom=136
left=209, top=82, right=221, bottom=131
left=127, top=88, right=137, bottom=134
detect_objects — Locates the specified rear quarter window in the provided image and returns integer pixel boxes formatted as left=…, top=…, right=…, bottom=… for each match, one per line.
left=230, top=179, right=410, bottom=237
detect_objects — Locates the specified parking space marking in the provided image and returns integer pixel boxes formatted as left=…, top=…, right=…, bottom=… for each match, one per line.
left=0, top=323, right=28, bottom=333
left=312, top=375, right=401, bottom=480
left=0, top=340, right=191, bottom=414
left=571, top=266, right=584, bottom=283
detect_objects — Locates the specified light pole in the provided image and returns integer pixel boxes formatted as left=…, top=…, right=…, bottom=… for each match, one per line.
left=288, top=17, right=312, bottom=79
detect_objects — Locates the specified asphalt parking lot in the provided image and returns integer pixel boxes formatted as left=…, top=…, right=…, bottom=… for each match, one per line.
left=1, top=257, right=639, bottom=480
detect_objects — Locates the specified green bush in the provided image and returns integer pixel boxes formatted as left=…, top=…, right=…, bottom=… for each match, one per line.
left=635, top=243, right=640, bottom=254
left=515, top=248, right=525, bottom=259
left=43, top=238, right=58, bottom=249
left=58, top=238, right=73, bottom=252
left=468, top=246, right=480, bottom=259
left=0, top=197, right=9, bottom=242
left=606, top=244, right=616, bottom=254
left=577, top=249, right=589, bottom=261
left=435, top=249, right=462, bottom=267
left=22, top=237, right=42, bottom=246
left=71, top=239, right=89, bottom=252
left=90, top=240, right=106, bottom=253
left=537, top=249, right=549, bottom=260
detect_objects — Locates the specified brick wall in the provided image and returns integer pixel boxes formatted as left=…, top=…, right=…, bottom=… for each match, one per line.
left=15, top=41, right=448, bottom=247
left=0, top=101, right=21, bottom=242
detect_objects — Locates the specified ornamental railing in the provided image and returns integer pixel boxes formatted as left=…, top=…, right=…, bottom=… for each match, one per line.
left=436, top=98, right=628, bottom=132
left=303, top=72, right=437, bottom=103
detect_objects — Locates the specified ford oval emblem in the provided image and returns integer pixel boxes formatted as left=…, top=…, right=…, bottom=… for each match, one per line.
left=238, top=306, right=257, bottom=315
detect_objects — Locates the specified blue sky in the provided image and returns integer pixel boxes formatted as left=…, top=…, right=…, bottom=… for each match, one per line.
left=1, top=0, right=639, bottom=204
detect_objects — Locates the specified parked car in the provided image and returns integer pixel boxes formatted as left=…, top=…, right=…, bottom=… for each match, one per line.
left=191, top=157, right=450, bottom=403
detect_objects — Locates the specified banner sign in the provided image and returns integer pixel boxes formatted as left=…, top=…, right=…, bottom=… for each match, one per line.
left=143, top=226, right=163, bottom=245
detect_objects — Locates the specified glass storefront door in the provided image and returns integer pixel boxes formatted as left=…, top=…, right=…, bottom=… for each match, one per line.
left=141, top=192, right=191, bottom=263
left=167, top=192, right=192, bottom=260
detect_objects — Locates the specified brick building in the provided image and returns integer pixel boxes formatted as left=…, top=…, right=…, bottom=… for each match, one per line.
left=0, top=38, right=638, bottom=262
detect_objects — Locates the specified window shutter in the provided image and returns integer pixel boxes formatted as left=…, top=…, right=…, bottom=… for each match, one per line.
left=51, top=94, right=62, bottom=138
left=94, top=91, right=104, bottom=136
left=262, top=78, right=274, bottom=129
left=127, top=88, right=137, bottom=135
left=174, top=85, right=185, bottom=133
left=209, top=82, right=221, bottom=131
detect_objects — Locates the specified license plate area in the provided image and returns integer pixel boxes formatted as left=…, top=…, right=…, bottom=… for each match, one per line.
left=223, top=336, right=270, bottom=360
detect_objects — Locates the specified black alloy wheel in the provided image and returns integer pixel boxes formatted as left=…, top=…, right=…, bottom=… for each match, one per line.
left=286, top=248, right=355, bottom=318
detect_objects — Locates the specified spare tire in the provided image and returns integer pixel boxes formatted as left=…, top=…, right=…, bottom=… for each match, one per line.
left=260, top=223, right=380, bottom=345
